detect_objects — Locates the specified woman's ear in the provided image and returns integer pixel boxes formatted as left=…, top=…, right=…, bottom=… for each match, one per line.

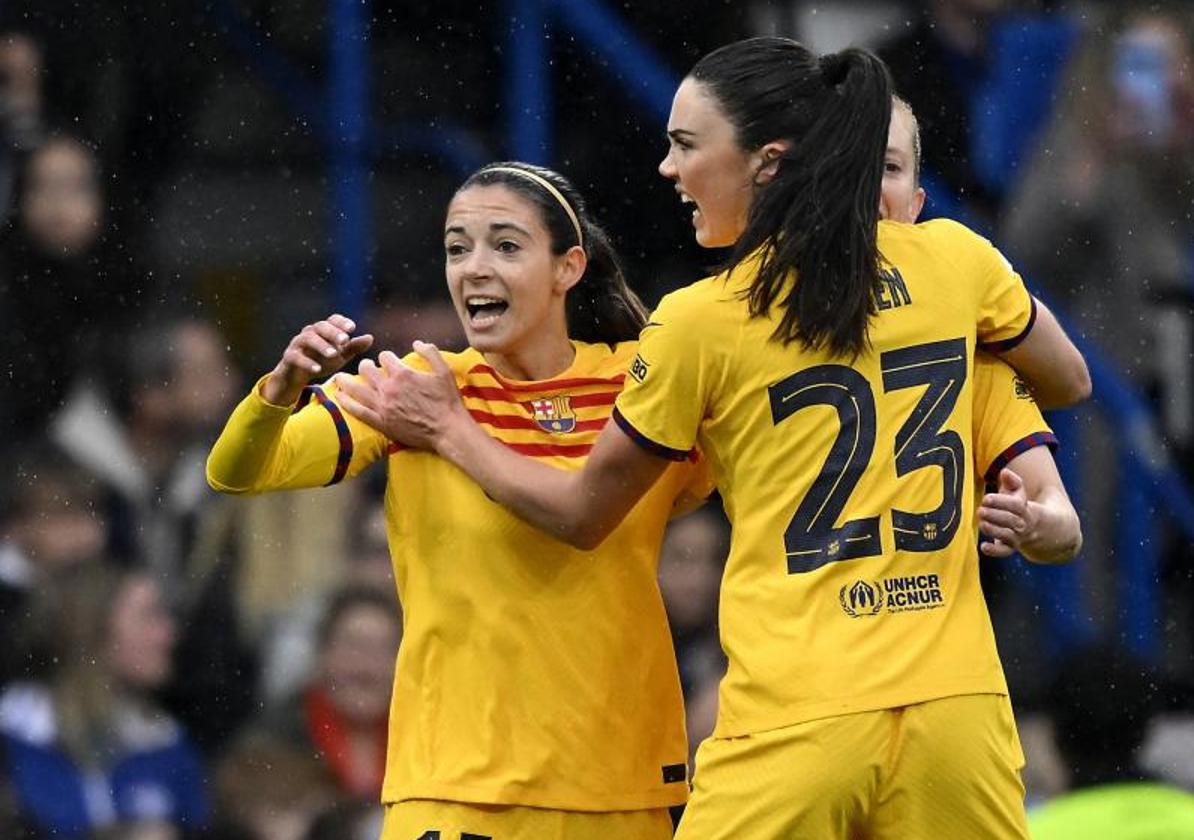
left=554, top=245, right=587, bottom=294
left=753, top=141, right=790, bottom=185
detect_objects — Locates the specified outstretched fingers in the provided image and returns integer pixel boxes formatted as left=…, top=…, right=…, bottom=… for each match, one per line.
left=336, top=373, right=385, bottom=431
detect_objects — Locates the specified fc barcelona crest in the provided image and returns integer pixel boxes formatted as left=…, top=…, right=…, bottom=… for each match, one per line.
left=529, top=396, right=576, bottom=434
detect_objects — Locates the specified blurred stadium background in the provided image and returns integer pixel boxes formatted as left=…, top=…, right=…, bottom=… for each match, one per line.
left=2, top=0, right=1194, bottom=837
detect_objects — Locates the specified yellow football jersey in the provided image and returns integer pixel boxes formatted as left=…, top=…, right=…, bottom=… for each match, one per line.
left=614, top=219, right=1037, bottom=738
left=208, top=341, right=711, bottom=811
left=972, top=353, right=1056, bottom=497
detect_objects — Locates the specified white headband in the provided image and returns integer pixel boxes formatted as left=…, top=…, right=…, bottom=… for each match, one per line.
left=483, top=166, right=584, bottom=248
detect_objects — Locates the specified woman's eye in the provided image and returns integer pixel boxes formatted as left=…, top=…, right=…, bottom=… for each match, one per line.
left=445, top=243, right=466, bottom=257
left=497, top=240, right=520, bottom=254
left=884, top=161, right=901, bottom=174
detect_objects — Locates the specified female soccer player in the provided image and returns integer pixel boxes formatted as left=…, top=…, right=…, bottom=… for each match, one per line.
left=207, top=163, right=712, bottom=839
left=339, top=38, right=1090, bottom=839
left=882, top=96, right=1081, bottom=563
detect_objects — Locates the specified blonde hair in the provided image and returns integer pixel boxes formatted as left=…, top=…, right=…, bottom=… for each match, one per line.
left=26, top=565, right=134, bottom=767
left=892, top=96, right=922, bottom=185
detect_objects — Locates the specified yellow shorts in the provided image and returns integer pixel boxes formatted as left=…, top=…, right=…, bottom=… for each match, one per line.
left=380, top=800, right=674, bottom=840
left=675, top=693, right=1028, bottom=840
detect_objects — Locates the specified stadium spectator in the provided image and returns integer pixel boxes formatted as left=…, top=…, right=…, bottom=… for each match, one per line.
left=258, top=485, right=394, bottom=707
left=657, top=508, right=726, bottom=700
left=0, top=564, right=208, bottom=838
left=1029, top=644, right=1194, bottom=838
left=207, top=732, right=336, bottom=840
left=0, top=32, right=44, bottom=224
left=50, top=314, right=240, bottom=590
left=658, top=508, right=728, bottom=769
left=302, top=799, right=383, bottom=840
left=0, top=135, right=127, bottom=438
left=249, top=584, right=399, bottom=803
left=0, top=446, right=107, bottom=687
left=1003, top=7, right=1194, bottom=445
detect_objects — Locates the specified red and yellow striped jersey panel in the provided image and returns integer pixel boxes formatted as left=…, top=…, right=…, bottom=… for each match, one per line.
left=392, top=347, right=632, bottom=462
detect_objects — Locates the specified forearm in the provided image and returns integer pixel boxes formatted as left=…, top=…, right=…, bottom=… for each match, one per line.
left=207, top=379, right=343, bottom=494
left=434, top=419, right=596, bottom=543
left=433, top=415, right=664, bottom=549
left=207, top=385, right=293, bottom=494
left=1018, top=488, right=1082, bottom=564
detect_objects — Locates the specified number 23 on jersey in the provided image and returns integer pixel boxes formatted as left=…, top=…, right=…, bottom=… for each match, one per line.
left=768, top=337, right=967, bottom=574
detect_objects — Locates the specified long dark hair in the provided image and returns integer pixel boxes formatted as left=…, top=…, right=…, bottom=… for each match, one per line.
left=690, top=37, right=892, bottom=357
left=458, top=162, right=648, bottom=345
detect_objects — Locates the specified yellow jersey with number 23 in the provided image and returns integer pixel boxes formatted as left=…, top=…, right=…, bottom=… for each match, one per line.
left=614, top=218, right=1036, bottom=738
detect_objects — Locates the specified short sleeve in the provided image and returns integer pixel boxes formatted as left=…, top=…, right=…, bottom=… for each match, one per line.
left=971, top=354, right=1056, bottom=487
left=613, top=291, right=713, bottom=460
left=971, top=233, right=1037, bottom=351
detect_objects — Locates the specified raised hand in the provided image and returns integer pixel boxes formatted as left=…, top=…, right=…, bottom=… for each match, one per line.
left=262, top=314, right=373, bottom=406
left=978, top=467, right=1035, bottom=558
left=337, top=341, right=467, bottom=452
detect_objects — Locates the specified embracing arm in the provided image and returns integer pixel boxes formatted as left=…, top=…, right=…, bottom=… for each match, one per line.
left=979, top=446, right=1082, bottom=564
left=997, top=298, right=1091, bottom=410
left=335, top=345, right=669, bottom=548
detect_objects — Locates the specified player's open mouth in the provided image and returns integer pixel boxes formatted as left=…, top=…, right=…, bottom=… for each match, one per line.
left=679, top=191, right=700, bottom=224
left=466, top=295, right=509, bottom=327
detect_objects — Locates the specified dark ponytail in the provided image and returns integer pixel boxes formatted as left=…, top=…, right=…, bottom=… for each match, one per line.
left=691, top=38, right=892, bottom=357
left=460, top=162, right=648, bottom=345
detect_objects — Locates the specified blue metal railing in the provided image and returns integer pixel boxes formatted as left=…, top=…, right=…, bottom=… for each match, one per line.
left=206, top=0, right=490, bottom=318
left=507, top=0, right=553, bottom=162
left=327, top=0, right=371, bottom=317
left=504, top=0, right=679, bottom=162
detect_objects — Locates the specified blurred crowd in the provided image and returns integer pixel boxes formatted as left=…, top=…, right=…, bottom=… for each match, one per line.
left=1, top=1, right=1194, bottom=838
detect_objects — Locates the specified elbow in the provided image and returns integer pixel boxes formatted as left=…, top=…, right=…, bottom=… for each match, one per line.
left=566, top=521, right=614, bottom=551
left=1071, top=363, right=1093, bottom=404
left=205, top=461, right=252, bottom=496
left=1059, top=523, right=1084, bottom=564
left=1037, top=364, right=1092, bottom=411
left=1059, top=357, right=1093, bottom=406
left=557, top=507, right=619, bottom=549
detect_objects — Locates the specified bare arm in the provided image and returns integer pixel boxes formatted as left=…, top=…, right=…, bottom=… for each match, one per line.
left=978, top=447, right=1082, bottom=564
left=336, top=344, right=669, bottom=548
left=997, top=298, right=1091, bottom=410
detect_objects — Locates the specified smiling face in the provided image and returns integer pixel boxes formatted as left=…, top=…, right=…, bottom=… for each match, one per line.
left=659, top=77, right=761, bottom=248
left=443, top=184, right=583, bottom=378
left=880, top=100, right=926, bottom=224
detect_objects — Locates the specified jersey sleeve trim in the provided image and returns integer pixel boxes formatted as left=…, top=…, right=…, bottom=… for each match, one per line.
left=302, top=385, right=353, bottom=485
left=611, top=407, right=690, bottom=462
left=981, top=295, right=1037, bottom=352
left=983, top=430, right=1059, bottom=486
